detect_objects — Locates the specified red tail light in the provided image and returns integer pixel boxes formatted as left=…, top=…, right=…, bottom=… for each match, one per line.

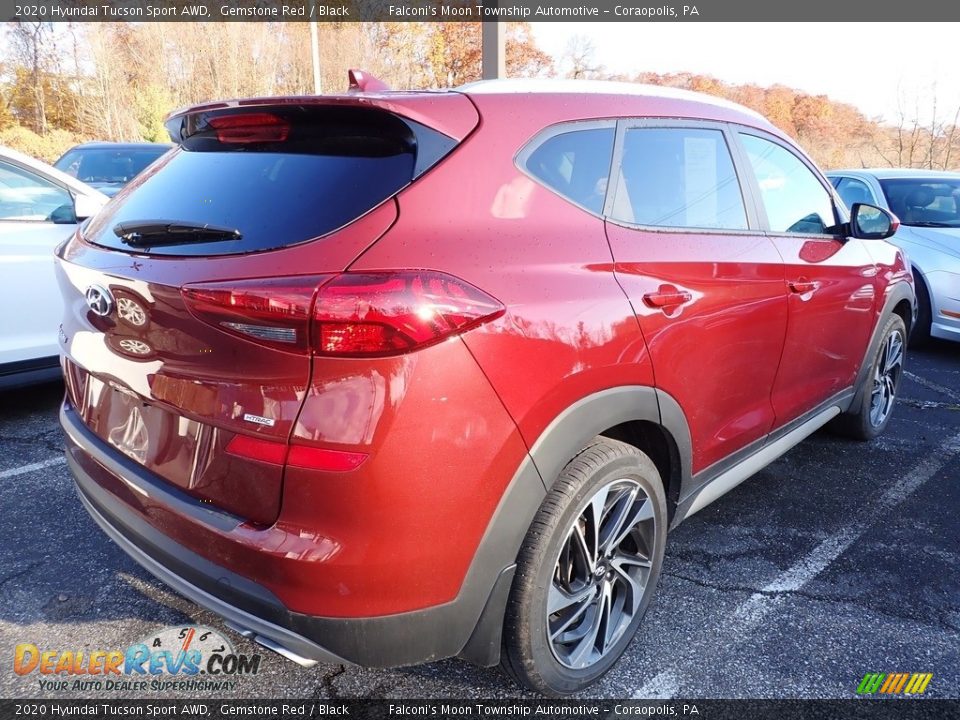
left=208, top=113, right=290, bottom=144
left=182, top=276, right=326, bottom=352
left=181, top=271, right=503, bottom=357
left=313, top=272, right=504, bottom=357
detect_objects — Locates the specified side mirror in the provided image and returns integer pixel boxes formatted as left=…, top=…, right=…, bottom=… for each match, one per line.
left=49, top=202, right=77, bottom=224
left=849, top=202, right=899, bottom=240
left=73, top=193, right=106, bottom=222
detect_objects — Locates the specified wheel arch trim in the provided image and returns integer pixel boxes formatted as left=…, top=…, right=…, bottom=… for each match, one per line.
left=460, top=385, right=693, bottom=666
left=851, top=280, right=915, bottom=409
left=527, top=385, right=692, bottom=496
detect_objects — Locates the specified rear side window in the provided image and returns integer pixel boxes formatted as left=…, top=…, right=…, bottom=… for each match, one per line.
left=835, top=177, right=876, bottom=209
left=739, top=134, right=836, bottom=235
left=83, top=106, right=454, bottom=256
left=610, top=127, right=748, bottom=230
left=523, top=127, right=615, bottom=214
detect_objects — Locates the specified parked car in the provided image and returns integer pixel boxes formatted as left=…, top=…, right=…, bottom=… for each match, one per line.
left=828, top=168, right=960, bottom=344
left=56, top=78, right=913, bottom=696
left=0, top=146, right=107, bottom=389
left=54, top=142, right=170, bottom=197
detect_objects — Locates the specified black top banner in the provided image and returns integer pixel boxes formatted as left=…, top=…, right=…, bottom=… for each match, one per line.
left=2, top=0, right=957, bottom=22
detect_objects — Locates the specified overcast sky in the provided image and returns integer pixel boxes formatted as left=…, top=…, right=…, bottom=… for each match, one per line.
left=532, top=23, right=959, bottom=124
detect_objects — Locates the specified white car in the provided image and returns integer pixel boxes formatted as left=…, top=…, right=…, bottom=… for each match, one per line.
left=828, top=168, right=960, bottom=344
left=0, top=146, right=108, bottom=388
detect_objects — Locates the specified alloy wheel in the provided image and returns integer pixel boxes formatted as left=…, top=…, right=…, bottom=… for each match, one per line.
left=547, top=479, right=658, bottom=669
left=869, top=328, right=904, bottom=428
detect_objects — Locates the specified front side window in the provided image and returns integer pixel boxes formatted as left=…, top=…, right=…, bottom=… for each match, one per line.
left=523, top=127, right=615, bottom=215
left=610, top=127, right=748, bottom=231
left=0, top=161, right=72, bottom=222
left=740, top=134, right=836, bottom=234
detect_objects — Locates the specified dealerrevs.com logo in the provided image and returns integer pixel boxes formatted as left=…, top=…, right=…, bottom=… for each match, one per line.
left=14, top=626, right=261, bottom=693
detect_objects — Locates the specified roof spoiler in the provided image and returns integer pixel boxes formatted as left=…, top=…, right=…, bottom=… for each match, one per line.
left=347, top=69, right=391, bottom=94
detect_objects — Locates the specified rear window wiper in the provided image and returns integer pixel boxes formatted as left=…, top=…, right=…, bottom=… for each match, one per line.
left=113, top=220, right=242, bottom=247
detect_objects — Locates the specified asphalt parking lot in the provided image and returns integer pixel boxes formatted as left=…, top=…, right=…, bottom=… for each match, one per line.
left=0, top=341, right=957, bottom=701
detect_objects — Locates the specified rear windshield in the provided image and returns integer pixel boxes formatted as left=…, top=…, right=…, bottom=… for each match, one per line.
left=84, top=106, right=444, bottom=256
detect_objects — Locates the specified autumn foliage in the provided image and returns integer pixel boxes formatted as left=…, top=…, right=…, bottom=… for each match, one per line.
left=630, top=71, right=886, bottom=169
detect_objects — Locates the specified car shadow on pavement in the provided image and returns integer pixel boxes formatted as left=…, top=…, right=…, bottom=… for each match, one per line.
left=914, top=337, right=958, bottom=356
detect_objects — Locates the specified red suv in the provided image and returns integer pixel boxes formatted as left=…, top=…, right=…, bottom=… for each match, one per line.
left=57, top=78, right=914, bottom=695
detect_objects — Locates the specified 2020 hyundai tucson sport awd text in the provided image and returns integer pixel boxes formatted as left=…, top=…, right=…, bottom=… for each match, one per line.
left=57, top=77, right=914, bottom=695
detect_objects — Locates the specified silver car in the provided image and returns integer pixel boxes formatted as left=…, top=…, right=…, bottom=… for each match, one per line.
left=828, top=168, right=960, bottom=344
left=0, top=146, right=107, bottom=387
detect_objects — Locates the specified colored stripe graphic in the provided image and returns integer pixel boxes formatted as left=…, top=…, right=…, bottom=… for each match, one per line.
left=880, top=673, right=909, bottom=694
left=858, top=672, right=933, bottom=695
left=857, top=673, right=886, bottom=694
left=904, top=673, right=933, bottom=695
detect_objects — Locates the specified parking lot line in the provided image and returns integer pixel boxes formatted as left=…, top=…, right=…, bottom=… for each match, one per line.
left=632, top=428, right=960, bottom=699
left=0, top=456, right=65, bottom=480
left=904, top=370, right=960, bottom=403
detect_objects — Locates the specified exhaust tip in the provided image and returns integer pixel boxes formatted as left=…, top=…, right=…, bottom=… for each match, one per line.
left=224, top=621, right=319, bottom=668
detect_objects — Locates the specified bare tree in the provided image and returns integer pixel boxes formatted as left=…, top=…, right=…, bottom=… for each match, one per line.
left=875, top=86, right=960, bottom=169
left=561, top=34, right=602, bottom=80
left=941, top=104, right=960, bottom=170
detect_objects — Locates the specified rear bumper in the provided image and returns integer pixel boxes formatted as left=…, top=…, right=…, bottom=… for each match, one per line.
left=73, top=467, right=348, bottom=666
left=927, top=270, right=960, bottom=341
left=62, top=400, right=541, bottom=668
left=65, top=400, right=358, bottom=665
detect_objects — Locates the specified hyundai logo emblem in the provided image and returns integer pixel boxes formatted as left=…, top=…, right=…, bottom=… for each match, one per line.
left=85, top=285, right=115, bottom=317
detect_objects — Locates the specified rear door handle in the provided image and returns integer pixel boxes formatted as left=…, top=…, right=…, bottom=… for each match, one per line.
left=643, top=285, right=693, bottom=309
left=788, top=278, right=819, bottom=294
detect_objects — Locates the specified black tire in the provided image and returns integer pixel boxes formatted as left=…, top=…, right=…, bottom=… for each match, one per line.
left=500, top=438, right=667, bottom=696
left=834, top=314, right=906, bottom=441
left=911, top=270, right=932, bottom=347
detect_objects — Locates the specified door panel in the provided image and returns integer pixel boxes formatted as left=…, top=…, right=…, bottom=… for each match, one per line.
left=608, top=228, right=788, bottom=473
left=736, top=133, right=877, bottom=425
left=768, top=235, right=877, bottom=421
left=0, top=160, right=77, bottom=364
left=605, top=124, right=788, bottom=474
left=0, top=222, right=75, bottom=364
